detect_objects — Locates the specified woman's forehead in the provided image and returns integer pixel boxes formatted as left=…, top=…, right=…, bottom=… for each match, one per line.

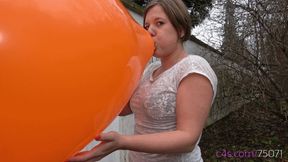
left=145, top=5, right=169, bottom=22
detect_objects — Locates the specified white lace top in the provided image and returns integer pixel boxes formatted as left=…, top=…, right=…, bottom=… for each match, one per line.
left=128, top=55, right=217, bottom=162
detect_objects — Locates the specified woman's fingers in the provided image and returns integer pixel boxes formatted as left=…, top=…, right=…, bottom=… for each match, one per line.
left=97, top=131, right=119, bottom=142
left=66, top=131, right=122, bottom=162
left=66, top=151, right=93, bottom=162
left=66, top=141, right=118, bottom=162
left=66, top=143, right=106, bottom=162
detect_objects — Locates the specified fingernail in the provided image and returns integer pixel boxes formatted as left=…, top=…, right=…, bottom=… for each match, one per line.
left=95, top=135, right=101, bottom=140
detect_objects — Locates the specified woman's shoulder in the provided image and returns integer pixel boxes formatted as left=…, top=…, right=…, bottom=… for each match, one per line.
left=174, top=55, right=212, bottom=73
left=175, top=54, right=218, bottom=99
left=185, top=55, right=210, bottom=65
left=183, top=54, right=216, bottom=78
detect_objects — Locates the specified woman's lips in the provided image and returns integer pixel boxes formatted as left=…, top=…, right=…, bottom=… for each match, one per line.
left=154, top=42, right=158, bottom=52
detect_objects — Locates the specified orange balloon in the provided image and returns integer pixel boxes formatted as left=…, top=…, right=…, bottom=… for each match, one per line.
left=0, top=0, right=153, bottom=162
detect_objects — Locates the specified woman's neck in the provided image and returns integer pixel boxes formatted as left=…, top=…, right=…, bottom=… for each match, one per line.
left=160, top=45, right=188, bottom=71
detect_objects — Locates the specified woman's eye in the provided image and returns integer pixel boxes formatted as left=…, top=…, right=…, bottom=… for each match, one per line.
left=144, top=24, right=149, bottom=30
left=156, top=21, right=164, bottom=27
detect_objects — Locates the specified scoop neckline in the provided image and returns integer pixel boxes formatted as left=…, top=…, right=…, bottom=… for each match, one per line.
left=149, top=55, right=190, bottom=82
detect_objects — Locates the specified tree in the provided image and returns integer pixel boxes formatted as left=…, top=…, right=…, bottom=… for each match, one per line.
left=216, top=0, right=288, bottom=119
left=182, top=0, right=212, bottom=27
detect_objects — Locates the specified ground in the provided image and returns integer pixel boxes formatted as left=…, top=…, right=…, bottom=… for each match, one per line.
left=199, top=102, right=288, bottom=162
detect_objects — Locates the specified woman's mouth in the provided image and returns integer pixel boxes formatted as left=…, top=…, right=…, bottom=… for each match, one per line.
left=154, top=43, right=158, bottom=51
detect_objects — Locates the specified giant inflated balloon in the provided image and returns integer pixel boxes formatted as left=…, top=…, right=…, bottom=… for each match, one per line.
left=0, top=0, right=153, bottom=161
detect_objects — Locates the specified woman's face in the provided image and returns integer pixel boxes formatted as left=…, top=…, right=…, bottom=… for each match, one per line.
left=144, top=5, right=182, bottom=58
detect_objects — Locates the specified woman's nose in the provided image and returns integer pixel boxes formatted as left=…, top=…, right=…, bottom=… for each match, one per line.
left=147, top=26, right=156, bottom=37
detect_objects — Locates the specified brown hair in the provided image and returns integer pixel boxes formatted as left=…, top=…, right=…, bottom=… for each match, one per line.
left=143, top=0, right=192, bottom=42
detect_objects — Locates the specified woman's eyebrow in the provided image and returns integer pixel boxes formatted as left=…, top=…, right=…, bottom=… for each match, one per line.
left=145, top=16, right=166, bottom=24
left=154, top=17, right=165, bottom=21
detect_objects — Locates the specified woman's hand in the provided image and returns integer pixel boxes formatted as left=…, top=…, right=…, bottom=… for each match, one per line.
left=66, top=131, right=124, bottom=162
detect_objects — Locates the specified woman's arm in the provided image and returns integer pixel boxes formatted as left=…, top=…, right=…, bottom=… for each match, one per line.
left=67, top=73, right=213, bottom=161
left=122, top=73, right=213, bottom=153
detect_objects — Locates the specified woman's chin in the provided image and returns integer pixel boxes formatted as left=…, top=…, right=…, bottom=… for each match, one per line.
left=153, top=53, right=161, bottom=58
left=152, top=50, right=162, bottom=58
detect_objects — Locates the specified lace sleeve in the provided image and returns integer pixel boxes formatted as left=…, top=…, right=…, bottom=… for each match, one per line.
left=176, top=55, right=218, bottom=100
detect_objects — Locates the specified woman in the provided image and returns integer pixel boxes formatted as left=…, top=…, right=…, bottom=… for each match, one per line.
left=67, top=0, right=217, bottom=161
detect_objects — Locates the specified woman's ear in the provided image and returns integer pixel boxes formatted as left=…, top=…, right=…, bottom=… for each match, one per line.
left=179, top=29, right=185, bottom=39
